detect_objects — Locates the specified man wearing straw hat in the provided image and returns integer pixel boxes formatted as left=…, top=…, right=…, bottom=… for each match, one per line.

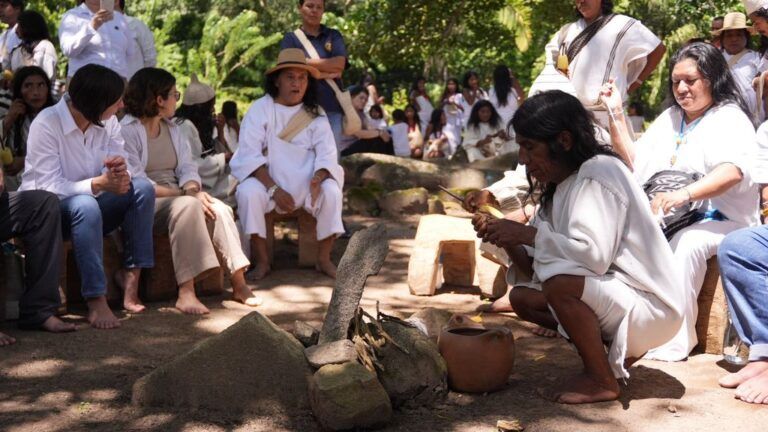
left=714, top=11, right=761, bottom=119
left=230, top=48, right=344, bottom=280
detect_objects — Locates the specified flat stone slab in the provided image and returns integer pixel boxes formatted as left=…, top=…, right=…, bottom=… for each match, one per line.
left=304, top=339, right=358, bottom=369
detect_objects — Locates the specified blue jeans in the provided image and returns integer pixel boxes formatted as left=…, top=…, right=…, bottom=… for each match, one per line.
left=59, top=178, right=155, bottom=299
left=718, top=225, right=768, bottom=361
left=327, top=111, right=344, bottom=153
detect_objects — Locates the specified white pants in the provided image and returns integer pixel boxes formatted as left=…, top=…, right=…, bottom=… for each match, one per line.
left=645, top=220, right=743, bottom=361
left=235, top=177, right=344, bottom=241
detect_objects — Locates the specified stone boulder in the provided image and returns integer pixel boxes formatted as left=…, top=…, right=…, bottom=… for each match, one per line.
left=378, top=188, right=429, bottom=216
left=308, top=362, right=392, bottom=430
left=444, top=168, right=488, bottom=190
left=467, top=151, right=518, bottom=172
left=428, top=197, right=445, bottom=215
left=360, top=163, right=415, bottom=191
left=375, top=321, right=448, bottom=408
left=304, top=340, right=358, bottom=369
left=132, top=312, right=312, bottom=414
left=293, top=321, right=320, bottom=347
left=341, top=153, right=444, bottom=187
left=345, top=185, right=382, bottom=216
left=407, top=308, right=454, bottom=343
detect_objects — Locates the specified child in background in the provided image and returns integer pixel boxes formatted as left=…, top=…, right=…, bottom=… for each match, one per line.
left=366, top=104, right=387, bottom=130
left=389, top=109, right=410, bottom=157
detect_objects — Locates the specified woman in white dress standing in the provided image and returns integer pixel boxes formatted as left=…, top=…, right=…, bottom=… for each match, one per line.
left=409, top=76, right=433, bottom=134
left=488, top=64, right=525, bottom=130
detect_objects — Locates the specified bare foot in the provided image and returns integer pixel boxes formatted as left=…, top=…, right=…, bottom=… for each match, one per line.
left=175, top=292, right=210, bottom=315
left=532, top=326, right=559, bottom=338
left=245, top=263, right=271, bottom=282
left=544, top=373, right=620, bottom=404
left=86, top=296, right=121, bottom=330
left=232, top=283, right=263, bottom=307
left=40, top=316, right=76, bottom=333
left=735, top=368, right=768, bottom=404
left=0, top=331, right=16, bottom=346
left=115, top=268, right=145, bottom=313
left=316, top=259, right=337, bottom=279
left=476, top=295, right=513, bottom=313
left=720, top=361, right=768, bottom=389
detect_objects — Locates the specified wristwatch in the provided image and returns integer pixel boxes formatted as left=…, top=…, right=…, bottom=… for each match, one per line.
left=267, top=184, right=279, bottom=198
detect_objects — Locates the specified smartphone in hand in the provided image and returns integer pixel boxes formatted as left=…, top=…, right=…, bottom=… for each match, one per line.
left=100, top=0, right=115, bottom=12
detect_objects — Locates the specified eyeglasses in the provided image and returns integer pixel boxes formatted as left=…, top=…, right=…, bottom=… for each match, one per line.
left=169, top=91, right=181, bottom=100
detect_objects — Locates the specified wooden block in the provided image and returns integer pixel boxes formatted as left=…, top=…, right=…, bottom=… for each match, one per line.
left=141, top=234, right=178, bottom=302
left=695, top=258, right=729, bottom=355
left=441, top=241, right=476, bottom=287
left=264, top=209, right=318, bottom=268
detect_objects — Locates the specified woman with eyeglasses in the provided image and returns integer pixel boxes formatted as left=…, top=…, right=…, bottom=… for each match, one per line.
left=121, top=67, right=261, bottom=315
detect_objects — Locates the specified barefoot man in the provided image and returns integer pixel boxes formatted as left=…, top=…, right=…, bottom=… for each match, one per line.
left=0, top=166, right=75, bottom=345
left=231, top=48, right=344, bottom=280
left=475, top=91, right=684, bottom=403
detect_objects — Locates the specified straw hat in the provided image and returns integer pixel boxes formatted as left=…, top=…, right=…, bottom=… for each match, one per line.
left=712, top=12, right=756, bottom=35
left=182, top=74, right=215, bottom=106
left=265, top=48, right=320, bottom=78
left=743, top=0, right=768, bottom=16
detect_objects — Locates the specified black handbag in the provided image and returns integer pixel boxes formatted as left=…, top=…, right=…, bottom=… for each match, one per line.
left=642, top=170, right=704, bottom=240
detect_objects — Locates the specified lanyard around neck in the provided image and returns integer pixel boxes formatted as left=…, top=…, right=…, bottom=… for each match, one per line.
left=670, top=111, right=707, bottom=166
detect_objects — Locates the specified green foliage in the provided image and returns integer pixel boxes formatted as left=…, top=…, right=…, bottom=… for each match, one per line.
left=18, top=0, right=758, bottom=114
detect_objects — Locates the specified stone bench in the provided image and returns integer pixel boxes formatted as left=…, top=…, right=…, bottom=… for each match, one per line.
left=407, top=214, right=507, bottom=299
left=259, top=209, right=318, bottom=268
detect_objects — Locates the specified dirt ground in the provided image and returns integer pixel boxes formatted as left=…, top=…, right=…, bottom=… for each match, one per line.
left=2, top=215, right=768, bottom=432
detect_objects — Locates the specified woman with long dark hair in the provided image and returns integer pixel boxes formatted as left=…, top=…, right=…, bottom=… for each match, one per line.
left=404, top=103, right=424, bottom=158
left=5, top=10, right=56, bottom=80
left=602, top=41, right=757, bottom=362
left=474, top=90, right=683, bottom=404
left=409, top=76, right=433, bottom=133
left=489, top=64, right=525, bottom=128
left=20, top=64, right=156, bottom=330
left=0, top=66, right=54, bottom=190
left=440, top=77, right=464, bottom=148
left=458, top=70, right=487, bottom=127
left=175, top=74, right=234, bottom=201
left=423, top=108, right=457, bottom=159
left=463, top=100, right=514, bottom=162
left=230, top=49, right=344, bottom=280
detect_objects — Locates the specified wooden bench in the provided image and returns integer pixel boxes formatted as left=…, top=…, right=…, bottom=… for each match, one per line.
left=259, top=209, right=318, bottom=268
left=695, top=257, right=729, bottom=354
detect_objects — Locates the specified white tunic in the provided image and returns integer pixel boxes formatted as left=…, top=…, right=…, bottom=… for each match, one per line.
left=488, top=86, right=519, bottom=128
left=545, top=14, right=661, bottom=107
left=19, top=97, right=128, bottom=199
left=532, top=155, right=684, bottom=377
left=389, top=122, right=410, bottom=157
left=724, top=50, right=761, bottom=120
left=0, top=25, right=20, bottom=66
left=58, top=5, right=135, bottom=78
left=5, top=40, right=58, bottom=80
left=633, top=104, right=759, bottom=227
left=123, top=14, right=157, bottom=79
left=177, top=119, right=234, bottom=200
left=230, top=95, right=343, bottom=204
left=415, top=94, right=433, bottom=133
left=463, top=122, right=516, bottom=162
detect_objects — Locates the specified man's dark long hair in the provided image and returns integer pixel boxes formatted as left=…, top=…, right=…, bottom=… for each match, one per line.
left=670, top=42, right=751, bottom=120
left=264, top=68, right=321, bottom=116
left=511, top=90, right=620, bottom=211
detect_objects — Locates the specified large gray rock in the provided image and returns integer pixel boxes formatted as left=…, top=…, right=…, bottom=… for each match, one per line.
left=467, top=151, right=518, bottom=172
left=378, top=188, right=429, bottom=216
left=305, top=340, right=358, bottom=369
left=308, top=362, right=392, bottom=431
left=345, top=186, right=381, bottom=216
left=319, top=224, right=389, bottom=344
left=341, top=153, right=444, bottom=186
left=360, top=163, right=416, bottom=190
left=375, top=321, right=448, bottom=408
left=444, top=168, right=488, bottom=190
left=132, top=312, right=312, bottom=414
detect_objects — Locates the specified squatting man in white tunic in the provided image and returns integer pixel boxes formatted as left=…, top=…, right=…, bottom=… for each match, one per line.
left=230, top=48, right=344, bottom=280
left=474, top=91, right=684, bottom=404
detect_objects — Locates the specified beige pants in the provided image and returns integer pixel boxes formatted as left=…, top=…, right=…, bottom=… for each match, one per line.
left=155, top=196, right=250, bottom=284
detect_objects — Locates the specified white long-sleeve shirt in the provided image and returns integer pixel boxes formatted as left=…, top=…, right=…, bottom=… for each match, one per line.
left=230, top=95, right=344, bottom=205
left=19, top=97, right=128, bottom=199
left=58, top=4, right=135, bottom=78
left=0, top=24, right=20, bottom=66
left=123, top=14, right=156, bottom=78
left=5, top=40, right=58, bottom=80
left=120, top=114, right=200, bottom=188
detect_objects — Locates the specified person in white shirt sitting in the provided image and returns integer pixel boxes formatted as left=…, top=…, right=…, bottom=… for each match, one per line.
left=230, top=48, right=344, bottom=280
left=58, top=0, right=135, bottom=80
left=463, top=100, right=515, bottom=163
left=476, top=90, right=684, bottom=404
left=19, top=64, right=155, bottom=330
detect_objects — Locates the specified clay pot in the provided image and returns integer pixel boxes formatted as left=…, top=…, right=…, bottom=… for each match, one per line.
left=437, top=314, right=515, bottom=393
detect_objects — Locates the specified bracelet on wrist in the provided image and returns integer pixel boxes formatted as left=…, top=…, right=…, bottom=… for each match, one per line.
left=682, top=187, right=692, bottom=203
